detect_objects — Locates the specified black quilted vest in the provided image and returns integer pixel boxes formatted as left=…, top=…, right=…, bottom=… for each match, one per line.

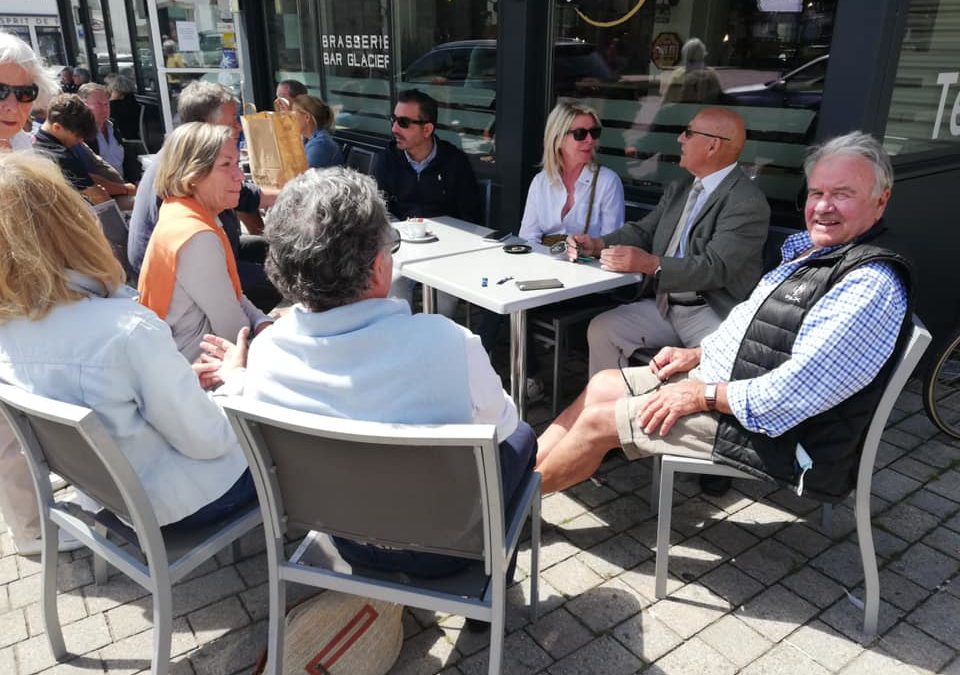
left=711, top=227, right=913, bottom=503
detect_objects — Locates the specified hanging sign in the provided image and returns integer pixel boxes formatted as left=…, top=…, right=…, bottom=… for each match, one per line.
left=321, top=34, right=390, bottom=70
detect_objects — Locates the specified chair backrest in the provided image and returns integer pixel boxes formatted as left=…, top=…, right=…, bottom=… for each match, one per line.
left=345, top=146, right=376, bottom=174
left=856, top=316, right=931, bottom=486
left=223, top=397, right=502, bottom=561
left=93, top=200, right=137, bottom=284
left=0, top=385, right=161, bottom=536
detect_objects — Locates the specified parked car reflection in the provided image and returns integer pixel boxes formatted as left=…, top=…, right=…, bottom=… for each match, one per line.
left=721, top=54, right=829, bottom=109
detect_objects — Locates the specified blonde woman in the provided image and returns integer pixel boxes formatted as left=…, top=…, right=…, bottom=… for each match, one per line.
left=519, top=99, right=624, bottom=245
left=0, top=152, right=255, bottom=534
left=291, top=94, right=343, bottom=168
left=139, top=122, right=272, bottom=361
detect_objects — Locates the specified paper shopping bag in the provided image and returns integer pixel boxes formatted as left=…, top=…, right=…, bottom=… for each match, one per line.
left=241, top=110, right=308, bottom=189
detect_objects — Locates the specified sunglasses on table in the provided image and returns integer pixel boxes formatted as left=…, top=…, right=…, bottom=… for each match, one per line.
left=566, top=126, right=602, bottom=141
left=681, top=127, right=731, bottom=141
left=0, top=83, right=39, bottom=104
left=390, top=114, right=429, bottom=129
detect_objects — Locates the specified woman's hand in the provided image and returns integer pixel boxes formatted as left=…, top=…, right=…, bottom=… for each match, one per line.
left=192, top=327, right=250, bottom=390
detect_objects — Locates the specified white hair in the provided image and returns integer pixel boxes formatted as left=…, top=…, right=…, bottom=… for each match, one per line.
left=0, top=30, right=60, bottom=108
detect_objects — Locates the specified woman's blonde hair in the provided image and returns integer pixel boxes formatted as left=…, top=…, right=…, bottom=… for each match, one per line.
left=292, top=94, right=334, bottom=131
left=541, top=99, right=601, bottom=182
left=154, top=122, right=233, bottom=199
left=0, top=152, right=124, bottom=322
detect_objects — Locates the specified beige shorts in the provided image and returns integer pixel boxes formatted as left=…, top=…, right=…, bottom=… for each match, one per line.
left=613, top=366, right=719, bottom=461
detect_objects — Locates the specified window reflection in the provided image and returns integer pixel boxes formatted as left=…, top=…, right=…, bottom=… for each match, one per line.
left=552, top=0, right=837, bottom=209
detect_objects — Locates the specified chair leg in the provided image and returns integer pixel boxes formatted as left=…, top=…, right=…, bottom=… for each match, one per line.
left=855, top=489, right=879, bottom=637
left=232, top=539, right=243, bottom=563
left=650, top=456, right=661, bottom=515
left=151, top=583, right=173, bottom=675
left=266, top=543, right=287, bottom=675
left=820, top=503, right=834, bottom=535
left=529, top=484, right=541, bottom=621
left=654, top=461, right=676, bottom=598
left=551, top=322, right=562, bottom=417
left=93, top=522, right=109, bottom=584
left=487, top=567, right=507, bottom=675
left=40, top=521, right=66, bottom=659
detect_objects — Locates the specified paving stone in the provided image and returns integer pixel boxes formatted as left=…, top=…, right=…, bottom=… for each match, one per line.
left=24, top=591, right=87, bottom=636
left=457, top=629, right=551, bottom=675
left=697, top=562, right=765, bottom=607
left=697, top=488, right=754, bottom=515
left=104, top=595, right=157, bottom=641
left=610, top=610, right=683, bottom=664
left=820, top=594, right=901, bottom=642
left=525, top=607, right=594, bottom=660
left=928, top=470, right=960, bottom=504
left=7, top=573, right=42, bottom=609
left=97, top=617, right=196, bottom=674
left=643, top=639, right=737, bottom=675
left=897, top=413, right=942, bottom=440
left=0, top=607, right=27, bottom=648
left=548, top=634, right=641, bottom=675
left=882, top=428, right=925, bottom=450
left=15, top=614, right=111, bottom=674
left=237, top=582, right=269, bottom=623
left=726, top=501, right=795, bottom=534
left=661, top=536, right=726, bottom=583
left=774, top=521, right=833, bottom=558
left=890, top=543, right=960, bottom=590
left=877, top=502, right=943, bottom=543
left=875, top=441, right=907, bottom=468
left=879, top=620, right=955, bottom=673
left=13, top=634, right=57, bottom=674
left=907, top=590, right=960, bottom=648
left=541, top=556, right=604, bottom=598
left=35, top=655, right=106, bottom=674
left=648, top=582, right=729, bottom=639
left=665, top=497, right=725, bottom=538
left=438, top=615, right=504, bottom=658
left=737, top=584, right=818, bottom=643
left=554, top=511, right=615, bottom=552
left=894, top=390, right=924, bottom=414
left=575, top=532, right=651, bottom=580
left=781, top=566, right=846, bottom=608
left=733, top=538, right=806, bottom=586
left=0, top=555, right=22, bottom=584
left=739, top=641, right=831, bottom=675
left=910, top=439, right=959, bottom=468
left=908, top=489, right=960, bottom=519
left=811, top=541, right=867, bottom=587
left=540, top=492, right=588, bottom=527
left=82, top=572, right=149, bottom=616
left=233, top=552, right=268, bottom=587
left=923, top=526, right=960, bottom=561
left=589, top=494, right=649, bottom=533
left=879, top=569, right=931, bottom=612
left=564, top=577, right=648, bottom=632
left=764, top=488, right=822, bottom=517
left=505, top=575, right=564, bottom=634
left=0, top=646, right=13, bottom=675
left=733, top=480, right=778, bottom=501
left=519, top=528, right=578, bottom=573
left=698, top=520, right=759, bottom=557
left=786, top=620, right=864, bottom=671
left=619, top=561, right=682, bottom=604
left=890, top=456, right=942, bottom=483
left=186, top=596, right=250, bottom=643
left=941, top=655, right=960, bottom=674
left=566, top=478, right=619, bottom=509
left=837, top=648, right=927, bottom=674
left=872, top=468, right=923, bottom=503
left=698, top=614, right=772, bottom=668
left=171, top=566, right=246, bottom=617
left=603, top=461, right=653, bottom=495
left=626, top=519, right=680, bottom=552
left=188, top=619, right=266, bottom=675
left=0, top=584, right=9, bottom=614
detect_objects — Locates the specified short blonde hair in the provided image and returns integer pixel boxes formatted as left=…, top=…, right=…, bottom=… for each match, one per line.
left=0, top=152, right=124, bottom=322
left=541, top=99, right=601, bottom=182
left=154, top=122, right=232, bottom=199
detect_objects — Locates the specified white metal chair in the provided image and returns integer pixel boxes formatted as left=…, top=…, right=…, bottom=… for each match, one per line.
left=652, top=317, right=931, bottom=637
left=0, top=384, right=261, bottom=675
left=92, top=199, right=137, bottom=285
left=223, top=397, right=541, bottom=675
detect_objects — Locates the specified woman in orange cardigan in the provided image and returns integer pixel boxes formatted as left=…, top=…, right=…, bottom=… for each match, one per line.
left=139, top=122, right=271, bottom=361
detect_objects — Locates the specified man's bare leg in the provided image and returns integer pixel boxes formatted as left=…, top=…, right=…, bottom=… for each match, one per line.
left=536, top=398, right=621, bottom=494
left=537, top=369, right=627, bottom=462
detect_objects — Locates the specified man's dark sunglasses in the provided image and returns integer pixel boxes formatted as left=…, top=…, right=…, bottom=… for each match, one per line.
left=566, top=126, right=602, bottom=141
left=0, top=83, right=39, bottom=104
left=682, top=127, right=731, bottom=142
left=390, top=114, right=429, bottom=129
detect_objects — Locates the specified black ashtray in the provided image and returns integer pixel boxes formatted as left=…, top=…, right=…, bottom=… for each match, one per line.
left=503, top=244, right=532, bottom=254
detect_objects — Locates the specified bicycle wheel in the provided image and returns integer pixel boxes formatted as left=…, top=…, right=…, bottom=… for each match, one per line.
left=924, top=329, right=960, bottom=438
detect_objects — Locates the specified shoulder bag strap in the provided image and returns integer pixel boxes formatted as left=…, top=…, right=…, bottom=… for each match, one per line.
left=582, top=164, right=601, bottom=235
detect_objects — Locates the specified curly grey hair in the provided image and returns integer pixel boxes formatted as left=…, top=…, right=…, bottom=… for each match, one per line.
left=264, top=167, right=392, bottom=311
left=0, top=30, right=60, bottom=107
left=177, top=80, right=237, bottom=124
left=804, top=131, right=893, bottom=198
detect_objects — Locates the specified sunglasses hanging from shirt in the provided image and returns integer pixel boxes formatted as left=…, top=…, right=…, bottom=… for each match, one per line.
left=0, top=83, right=39, bottom=103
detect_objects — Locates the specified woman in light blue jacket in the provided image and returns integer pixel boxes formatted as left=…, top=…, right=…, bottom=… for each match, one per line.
left=0, top=151, right=255, bottom=530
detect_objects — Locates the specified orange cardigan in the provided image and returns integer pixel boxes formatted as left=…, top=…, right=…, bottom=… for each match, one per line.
left=138, top=196, right=242, bottom=319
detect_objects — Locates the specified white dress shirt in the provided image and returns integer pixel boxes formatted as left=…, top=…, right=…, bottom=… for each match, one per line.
left=519, top=164, right=624, bottom=243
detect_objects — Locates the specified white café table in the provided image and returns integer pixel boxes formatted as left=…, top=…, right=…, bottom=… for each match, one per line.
left=392, top=216, right=501, bottom=271
left=401, top=243, right=643, bottom=417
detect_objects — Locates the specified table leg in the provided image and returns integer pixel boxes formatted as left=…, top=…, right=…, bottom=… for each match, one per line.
left=510, top=310, right=528, bottom=418
left=421, top=284, right=436, bottom=314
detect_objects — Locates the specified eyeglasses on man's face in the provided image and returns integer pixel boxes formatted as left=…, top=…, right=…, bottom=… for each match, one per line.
left=0, top=83, right=39, bottom=104
left=682, top=127, right=731, bottom=142
left=566, top=126, right=602, bottom=142
left=387, top=227, right=402, bottom=254
left=390, top=114, right=429, bottom=129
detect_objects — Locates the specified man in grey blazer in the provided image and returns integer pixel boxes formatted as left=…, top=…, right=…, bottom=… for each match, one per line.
left=567, top=107, right=770, bottom=376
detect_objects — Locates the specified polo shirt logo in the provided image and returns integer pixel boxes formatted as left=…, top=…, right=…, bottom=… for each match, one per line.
left=783, top=282, right=808, bottom=305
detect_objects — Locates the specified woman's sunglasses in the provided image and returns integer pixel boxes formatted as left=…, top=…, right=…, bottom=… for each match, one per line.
left=566, top=126, right=602, bottom=141
left=0, top=83, right=39, bottom=104
left=390, top=114, right=429, bottom=129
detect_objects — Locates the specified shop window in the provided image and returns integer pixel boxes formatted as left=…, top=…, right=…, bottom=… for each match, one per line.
left=552, top=0, right=837, bottom=210
left=884, top=0, right=960, bottom=156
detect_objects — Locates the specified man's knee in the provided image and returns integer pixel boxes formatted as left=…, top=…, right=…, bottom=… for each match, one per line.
left=576, top=401, right=619, bottom=446
left=587, top=310, right=614, bottom=348
left=585, top=368, right=627, bottom=404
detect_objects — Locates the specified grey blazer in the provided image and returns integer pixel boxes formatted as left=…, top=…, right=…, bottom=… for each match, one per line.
left=602, top=166, right=770, bottom=317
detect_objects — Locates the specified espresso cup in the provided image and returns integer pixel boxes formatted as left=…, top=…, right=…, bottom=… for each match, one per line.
left=407, top=218, right=427, bottom=238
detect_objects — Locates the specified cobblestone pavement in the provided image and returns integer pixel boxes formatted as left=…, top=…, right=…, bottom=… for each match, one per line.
left=3, top=382, right=960, bottom=674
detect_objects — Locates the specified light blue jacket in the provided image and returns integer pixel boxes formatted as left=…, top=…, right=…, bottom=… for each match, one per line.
left=0, top=274, right=247, bottom=525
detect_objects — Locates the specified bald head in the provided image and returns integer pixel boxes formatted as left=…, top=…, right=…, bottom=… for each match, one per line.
left=677, top=107, right=747, bottom=177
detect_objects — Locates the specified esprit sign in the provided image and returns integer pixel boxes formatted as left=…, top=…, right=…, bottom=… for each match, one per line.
left=933, top=72, right=960, bottom=139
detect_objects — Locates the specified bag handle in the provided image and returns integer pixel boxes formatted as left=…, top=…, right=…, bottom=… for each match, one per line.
left=581, top=164, right=601, bottom=235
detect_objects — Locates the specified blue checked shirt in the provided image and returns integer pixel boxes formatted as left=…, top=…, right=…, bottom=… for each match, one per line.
left=699, top=230, right=908, bottom=438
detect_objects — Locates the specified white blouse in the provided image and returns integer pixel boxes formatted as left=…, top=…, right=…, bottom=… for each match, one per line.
left=519, top=164, right=624, bottom=243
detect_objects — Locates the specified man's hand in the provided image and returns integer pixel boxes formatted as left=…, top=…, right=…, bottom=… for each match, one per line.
left=566, top=233, right=602, bottom=261
left=192, top=327, right=250, bottom=390
left=649, top=346, right=701, bottom=381
left=636, top=380, right=706, bottom=436
left=599, top=245, right=660, bottom=274
left=81, top=184, right=111, bottom=205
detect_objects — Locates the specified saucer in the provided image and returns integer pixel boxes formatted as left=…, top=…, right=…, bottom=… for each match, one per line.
left=400, top=230, right=438, bottom=243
